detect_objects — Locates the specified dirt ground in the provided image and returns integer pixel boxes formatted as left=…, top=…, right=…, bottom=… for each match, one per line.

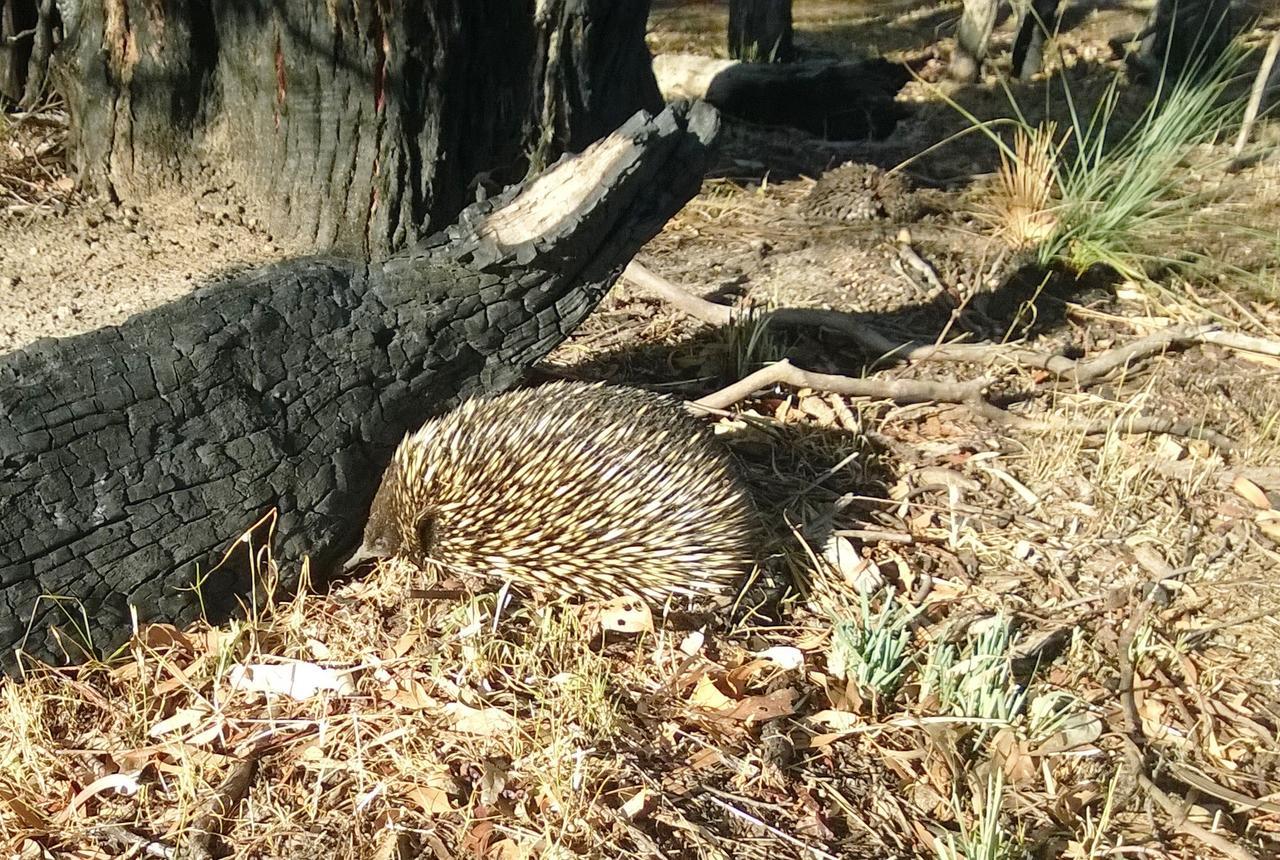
left=3, top=1, right=1280, bottom=857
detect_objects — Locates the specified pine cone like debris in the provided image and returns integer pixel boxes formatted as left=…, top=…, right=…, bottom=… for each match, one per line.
left=802, top=163, right=920, bottom=223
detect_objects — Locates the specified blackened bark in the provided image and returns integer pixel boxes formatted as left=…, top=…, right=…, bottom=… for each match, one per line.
left=1137, top=0, right=1235, bottom=82
left=52, top=0, right=660, bottom=259
left=728, top=0, right=794, bottom=63
left=1012, top=0, right=1062, bottom=79
left=700, top=58, right=909, bottom=140
left=0, top=101, right=718, bottom=672
left=525, top=0, right=662, bottom=173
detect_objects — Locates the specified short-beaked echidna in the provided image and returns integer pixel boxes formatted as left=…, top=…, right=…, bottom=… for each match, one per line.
left=355, top=381, right=759, bottom=603
left=802, top=162, right=919, bottom=223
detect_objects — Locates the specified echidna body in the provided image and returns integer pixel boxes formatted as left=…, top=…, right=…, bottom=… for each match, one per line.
left=803, top=162, right=918, bottom=223
left=358, top=382, right=758, bottom=603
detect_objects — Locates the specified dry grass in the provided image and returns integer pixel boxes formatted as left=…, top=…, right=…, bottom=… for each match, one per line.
left=3, top=375, right=1279, bottom=857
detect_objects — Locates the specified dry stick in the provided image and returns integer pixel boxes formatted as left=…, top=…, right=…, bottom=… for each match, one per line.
left=1233, top=32, right=1280, bottom=160
left=185, top=757, right=259, bottom=860
left=1115, top=597, right=1261, bottom=860
left=692, top=359, right=992, bottom=411
left=1200, top=329, right=1280, bottom=358
left=624, top=262, right=1223, bottom=379
left=1068, top=324, right=1219, bottom=386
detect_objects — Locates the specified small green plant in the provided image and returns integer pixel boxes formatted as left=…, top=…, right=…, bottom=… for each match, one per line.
left=921, top=616, right=1027, bottom=744
left=940, top=34, right=1257, bottom=283
left=829, top=589, right=919, bottom=700
left=934, top=771, right=1028, bottom=860
left=722, top=307, right=788, bottom=379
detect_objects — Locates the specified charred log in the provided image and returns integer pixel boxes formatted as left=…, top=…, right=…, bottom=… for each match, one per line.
left=653, top=53, right=909, bottom=141
left=0, top=101, right=719, bottom=671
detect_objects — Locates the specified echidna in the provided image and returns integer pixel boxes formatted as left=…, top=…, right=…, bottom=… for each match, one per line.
left=353, top=381, right=759, bottom=603
left=802, top=162, right=920, bottom=223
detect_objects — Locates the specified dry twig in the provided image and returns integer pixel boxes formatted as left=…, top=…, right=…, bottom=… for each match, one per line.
left=185, top=757, right=259, bottom=860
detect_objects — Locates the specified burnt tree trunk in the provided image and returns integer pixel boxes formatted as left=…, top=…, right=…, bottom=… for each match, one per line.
left=1012, top=0, right=1062, bottom=79
left=1, top=0, right=59, bottom=105
left=0, top=102, right=718, bottom=672
left=728, top=0, right=793, bottom=63
left=52, top=0, right=661, bottom=258
left=1137, top=0, right=1235, bottom=82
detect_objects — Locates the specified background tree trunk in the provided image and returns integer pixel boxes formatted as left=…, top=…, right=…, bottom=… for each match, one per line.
left=0, top=0, right=58, bottom=106
left=1137, top=0, right=1235, bottom=81
left=728, top=0, right=794, bottom=63
left=1012, top=0, right=1062, bottom=79
left=52, top=0, right=661, bottom=259
left=952, top=0, right=998, bottom=81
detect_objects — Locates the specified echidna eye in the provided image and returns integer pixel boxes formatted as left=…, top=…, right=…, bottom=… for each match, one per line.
left=415, top=514, right=436, bottom=553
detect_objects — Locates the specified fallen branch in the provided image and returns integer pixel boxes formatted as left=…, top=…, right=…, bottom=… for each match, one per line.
left=623, top=262, right=1222, bottom=384
left=691, top=359, right=992, bottom=411
left=689, top=358, right=1238, bottom=453
left=1067, top=324, right=1219, bottom=387
left=1076, top=414, right=1238, bottom=453
left=1200, top=329, right=1280, bottom=358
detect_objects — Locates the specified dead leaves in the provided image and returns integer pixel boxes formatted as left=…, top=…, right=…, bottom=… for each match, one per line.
left=1232, top=474, right=1280, bottom=542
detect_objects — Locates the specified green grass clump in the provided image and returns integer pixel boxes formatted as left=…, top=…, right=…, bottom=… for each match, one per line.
left=921, top=615, right=1027, bottom=745
left=829, top=589, right=919, bottom=701
left=1041, top=42, right=1250, bottom=279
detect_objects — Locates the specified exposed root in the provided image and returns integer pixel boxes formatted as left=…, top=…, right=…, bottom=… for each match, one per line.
left=636, top=263, right=1240, bottom=452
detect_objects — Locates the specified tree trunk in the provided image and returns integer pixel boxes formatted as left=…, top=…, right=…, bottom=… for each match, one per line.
left=51, top=0, right=661, bottom=259
left=1137, top=0, right=1235, bottom=82
left=0, top=101, right=718, bottom=672
left=728, top=0, right=793, bottom=63
left=1012, top=0, right=1062, bottom=79
left=1, top=0, right=58, bottom=105
left=952, top=0, right=998, bottom=81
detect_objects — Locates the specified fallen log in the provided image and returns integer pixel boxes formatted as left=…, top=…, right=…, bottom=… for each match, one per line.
left=0, top=101, right=719, bottom=670
left=652, top=53, right=908, bottom=140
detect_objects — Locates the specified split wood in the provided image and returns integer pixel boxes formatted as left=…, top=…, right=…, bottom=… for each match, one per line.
left=627, top=263, right=1244, bottom=451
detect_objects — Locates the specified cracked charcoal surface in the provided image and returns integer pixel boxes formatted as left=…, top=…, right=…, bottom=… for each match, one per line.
left=0, top=102, right=718, bottom=670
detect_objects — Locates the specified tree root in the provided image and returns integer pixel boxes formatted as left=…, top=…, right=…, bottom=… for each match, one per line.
left=632, top=263, right=1239, bottom=453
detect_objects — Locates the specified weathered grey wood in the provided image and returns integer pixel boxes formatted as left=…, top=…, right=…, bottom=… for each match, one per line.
left=652, top=53, right=908, bottom=141
left=0, top=101, right=719, bottom=671
left=952, top=0, right=999, bottom=81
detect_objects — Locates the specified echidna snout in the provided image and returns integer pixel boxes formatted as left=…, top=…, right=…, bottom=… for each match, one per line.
left=354, top=381, right=760, bottom=603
